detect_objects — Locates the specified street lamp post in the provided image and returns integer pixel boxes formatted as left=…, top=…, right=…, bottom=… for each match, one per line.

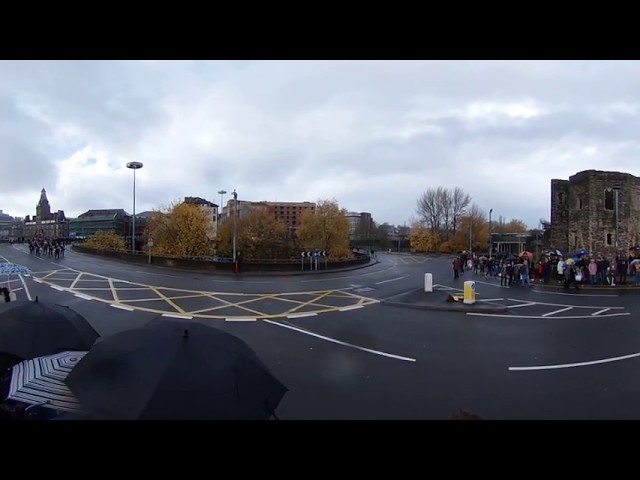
left=217, top=189, right=227, bottom=236
left=489, top=209, right=493, bottom=259
left=614, top=185, right=621, bottom=253
left=232, top=189, right=238, bottom=263
left=126, top=162, right=143, bottom=253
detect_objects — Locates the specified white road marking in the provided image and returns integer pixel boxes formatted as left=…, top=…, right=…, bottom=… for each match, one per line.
left=50, top=285, right=65, bottom=292
left=225, top=318, right=257, bottom=322
left=508, top=302, right=537, bottom=308
left=339, top=305, right=364, bottom=312
left=541, top=306, right=574, bottom=317
left=467, top=312, right=630, bottom=319
left=477, top=298, right=504, bottom=302
left=506, top=298, right=623, bottom=310
left=532, top=290, right=618, bottom=298
left=375, top=276, right=407, bottom=285
left=33, top=278, right=43, bottom=283
left=136, top=271, right=184, bottom=279
left=286, top=312, right=318, bottom=319
left=299, top=265, right=398, bottom=283
left=591, top=308, right=611, bottom=316
left=263, top=319, right=416, bottom=362
left=473, top=280, right=504, bottom=288
left=110, top=304, right=134, bottom=311
left=161, top=313, right=194, bottom=320
left=74, top=293, right=93, bottom=300
left=509, top=352, right=640, bottom=371
left=18, top=274, right=32, bottom=301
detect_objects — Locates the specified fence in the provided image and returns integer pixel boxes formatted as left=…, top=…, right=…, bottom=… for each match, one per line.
left=72, top=245, right=371, bottom=272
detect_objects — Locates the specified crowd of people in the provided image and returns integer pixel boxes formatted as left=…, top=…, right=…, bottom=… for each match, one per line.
left=452, top=249, right=640, bottom=289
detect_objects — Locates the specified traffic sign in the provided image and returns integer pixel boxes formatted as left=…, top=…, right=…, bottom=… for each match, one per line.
left=301, top=252, right=306, bottom=257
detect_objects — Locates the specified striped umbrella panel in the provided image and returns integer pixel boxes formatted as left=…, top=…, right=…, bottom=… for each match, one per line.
left=7, top=351, right=87, bottom=413
left=0, top=263, right=31, bottom=276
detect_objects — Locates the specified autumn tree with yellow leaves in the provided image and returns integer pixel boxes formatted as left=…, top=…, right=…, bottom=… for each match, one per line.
left=84, top=230, right=127, bottom=251
left=143, top=201, right=215, bottom=257
left=409, top=222, right=440, bottom=252
left=297, top=199, right=351, bottom=258
left=217, top=207, right=289, bottom=259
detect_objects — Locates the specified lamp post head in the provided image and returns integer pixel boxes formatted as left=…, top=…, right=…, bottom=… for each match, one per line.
left=126, top=162, right=144, bottom=170
left=218, top=190, right=227, bottom=195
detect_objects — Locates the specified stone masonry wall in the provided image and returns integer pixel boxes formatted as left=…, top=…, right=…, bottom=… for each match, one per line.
left=550, top=179, right=570, bottom=252
left=551, top=170, right=640, bottom=257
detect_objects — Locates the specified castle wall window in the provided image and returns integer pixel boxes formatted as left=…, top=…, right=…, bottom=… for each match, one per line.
left=604, top=189, right=615, bottom=210
left=558, top=192, right=564, bottom=205
left=578, top=198, right=583, bottom=209
left=606, top=233, right=612, bottom=246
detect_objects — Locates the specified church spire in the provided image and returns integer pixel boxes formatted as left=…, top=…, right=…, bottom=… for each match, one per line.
left=39, top=188, right=48, bottom=205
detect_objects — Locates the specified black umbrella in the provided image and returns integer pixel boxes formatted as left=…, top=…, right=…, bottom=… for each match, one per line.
left=0, top=300, right=100, bottom=360
left=65, top=318, right=288, bottom=420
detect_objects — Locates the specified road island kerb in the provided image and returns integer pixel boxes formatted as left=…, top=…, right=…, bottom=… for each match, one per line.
left=381, top=288, right=509, bottom=313
left=70, top=246, right=380, bottom=277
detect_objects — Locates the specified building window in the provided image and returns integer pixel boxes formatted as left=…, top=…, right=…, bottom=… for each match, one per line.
left=578, top=198, right=583, bottom=209
left=604, top=189, right=614, bottom=210
left=606, top=233, right=612, bottom=246
left=558, top=192, right=564, bottom=205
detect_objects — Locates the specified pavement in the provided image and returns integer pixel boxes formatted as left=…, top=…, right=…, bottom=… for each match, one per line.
left=3, top=245, right=640, bottom=419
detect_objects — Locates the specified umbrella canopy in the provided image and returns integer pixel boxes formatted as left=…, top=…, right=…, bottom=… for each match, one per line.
left=65, top=318, right=288, bottom=420
left=630, top=259, right=640, bottom=267
left=6, top=351, right=86, bottom=413
left=518, top=251, right=534, bottom=258
left=543, top=249, right=563, bottom=257
left=574, top=249, right=589, bottom=257
left=0, top=300, right=100, bottom=360
left=0, top=263, right=31, bottom=276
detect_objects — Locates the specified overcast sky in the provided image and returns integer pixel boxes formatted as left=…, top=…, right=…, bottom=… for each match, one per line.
left=1, top=60, right=638, bottom=228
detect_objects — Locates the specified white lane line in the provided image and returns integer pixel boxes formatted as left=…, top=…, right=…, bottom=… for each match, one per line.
left=74, top=293, right=93, bottom=300
left=32, top=278, right=43, bottom=283
left=286, top=313, right=318, bottom=319
left=375, top=276, right=407, bottom=285
left=50, top=285, right=65, bottom=292
left=477, top=298, right=504, bottom=302
left=473, top=280, right=504, bottom=288
left=263, top=319, right=416, bottom=362
left=467, top=312, right=630, bottom=319
left=135, top=271, right=184, bottom=279
left=225, top=318, right=257, bottom=322
left=532, top=290, right=619, bottom=298
left=110, top=304, right=134, bottom=311
left=592, top=308, right=611, bottom=316
left=161, top=313, right=194, bottom=320
left=508, top=302, right=537, bottom=308
left=506, top=298, right=623, bottom=309
left=509, top=352, right=640, bottom=371
left=339, top=305, right=364, bottom=312
left=18, top=274, right=32, bottom=301
left=542, top=306, right=574, bottom=317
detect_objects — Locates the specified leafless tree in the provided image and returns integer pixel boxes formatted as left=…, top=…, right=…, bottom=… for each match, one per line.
left=451, top=186, right=471, bottom=234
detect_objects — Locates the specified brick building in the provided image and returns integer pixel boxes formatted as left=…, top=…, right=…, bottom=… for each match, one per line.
left=221, top=199, right=315, bottom=236
left=267, top=201, right=316, bottom=235
left=550, top=170, right=640, bottom=255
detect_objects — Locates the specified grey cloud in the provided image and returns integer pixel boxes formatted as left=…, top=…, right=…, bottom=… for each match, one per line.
left=3, top=60, right=640, bottom=229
